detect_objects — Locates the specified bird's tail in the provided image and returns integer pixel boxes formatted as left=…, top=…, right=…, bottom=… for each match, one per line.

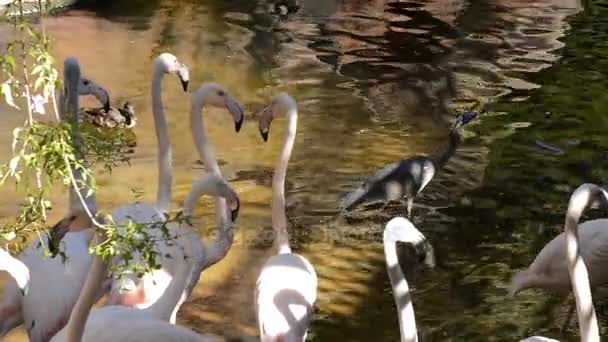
left=340, top=187, right=367, bottom=211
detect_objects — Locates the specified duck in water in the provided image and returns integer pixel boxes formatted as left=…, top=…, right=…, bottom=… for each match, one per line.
left=340, top=111, right=477, bottom=218
left=81, top=101, right=136, bottom=129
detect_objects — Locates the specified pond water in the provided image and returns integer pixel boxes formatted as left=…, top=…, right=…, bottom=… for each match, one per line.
left=2, top=0, right=608, bottom=340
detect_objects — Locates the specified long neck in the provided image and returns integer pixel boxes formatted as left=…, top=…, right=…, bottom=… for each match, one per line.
left=152, top=64, right=172, bottom=214
left=431, top=129, right=460, bottom=168
left=142, top=250, right=192, bottom=321
left=564, top=199, right=599, bottom=342
left=64, top=233, right=107, bottom=342
left=64, top=71, right=96, bottom=213
left=0, top=248, right=29, bottom=292
left=189, top=91, right=232, bottom=265
left=272, top=110, right=297, bottom=254
left=383, top=239, right=418, bottom=342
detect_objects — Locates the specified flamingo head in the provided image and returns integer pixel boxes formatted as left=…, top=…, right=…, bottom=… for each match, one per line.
left=258, top=92, right=297, bottom=142
left=48, top=209, right=92, bottom=249
left=194, top=83, right=245, bottom=132
left=156, top=52, right=189, bottom=92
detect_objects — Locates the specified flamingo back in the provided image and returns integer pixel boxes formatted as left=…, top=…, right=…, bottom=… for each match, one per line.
left=50, top=305, right=219, bottom=342
left=19, top=229, right=95, bottom=342
left=108, top=203, right=204, bottom=323
left=510, top=218, right=608, bottom=295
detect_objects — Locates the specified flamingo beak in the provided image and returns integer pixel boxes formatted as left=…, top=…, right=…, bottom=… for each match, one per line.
left=260, top=128, right=269, bottom=142
left=48, top=216, right=74, bottom=256
left=177, top=65, right=190, bottom=92
left=104, top=99, right=111, bottom=113
left=224, top=96, right=244, bottom=132
left=231, top=197, right=240, bottom=222
left=20, top=283, right=29, bottom=297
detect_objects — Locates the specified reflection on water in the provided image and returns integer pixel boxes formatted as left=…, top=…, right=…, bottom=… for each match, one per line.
left=2, top=0, right=605, bottom=340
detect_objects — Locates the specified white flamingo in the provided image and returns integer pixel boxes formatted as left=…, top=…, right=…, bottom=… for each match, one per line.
left=519, top=183, right=605, bottom=342
left=50, top=172, right=240, bottom=342
left=383, top=217, right=435, bottom=342
left=106, top=80, right=244, bottom=323
left=104, top=52, right=190, bottom=309
left=254, top=93, right=318, bottom=342
left=0, top=58, right=109, bottom=342
left=510, top=185, right=608, bottom=332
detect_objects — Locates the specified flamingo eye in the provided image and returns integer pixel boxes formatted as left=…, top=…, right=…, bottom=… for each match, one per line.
left=82, top=79, right=89, bottom=86
left=217, top=90, right=225, bottom=97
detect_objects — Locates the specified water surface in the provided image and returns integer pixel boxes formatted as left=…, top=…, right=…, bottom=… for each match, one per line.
left=2, top=0, right=607, bottom=340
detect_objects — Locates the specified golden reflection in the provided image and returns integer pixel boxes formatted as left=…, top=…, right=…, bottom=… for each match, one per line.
left=0, top=0, right=583, bottom=340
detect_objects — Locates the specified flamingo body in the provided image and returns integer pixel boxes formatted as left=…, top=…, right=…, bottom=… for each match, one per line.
left=50, top=305, right=219, bottom=342
left=510, top=218, right=608, bottom=295
left=255, top=253, right=317, bottom=341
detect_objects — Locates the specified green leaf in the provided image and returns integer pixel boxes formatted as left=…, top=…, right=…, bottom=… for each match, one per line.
left=8, top=156, right=20, bottom=174
left=5, top=55, right=15, bottom=71
left=11, top=127, right=21, bottom=152
left=31, top=64, right=43, bottom=75
left=2, top=231, right=16, bottom=241
left=1, top=81, right=19, bottom=109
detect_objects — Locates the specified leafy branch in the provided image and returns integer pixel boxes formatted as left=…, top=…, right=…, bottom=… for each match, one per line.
left=0, top=0, right=170, bottom=279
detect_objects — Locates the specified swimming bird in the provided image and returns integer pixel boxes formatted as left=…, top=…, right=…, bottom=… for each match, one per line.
left=518, top=183, right=606, bottom=342
left=81, top=101, right=137, bottom=128
left=255, top=93, right=318, bottom=342
left=340, top=111, right=477, bottom=218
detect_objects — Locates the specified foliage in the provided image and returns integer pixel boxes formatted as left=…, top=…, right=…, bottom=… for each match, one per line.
left=0, top=0, right=169, bottom=278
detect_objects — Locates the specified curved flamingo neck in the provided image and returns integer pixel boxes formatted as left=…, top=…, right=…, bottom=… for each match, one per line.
left=383, top=234, right=419, bottom=342
left=272, top=108, right=297, bottom=255
left=64, top=233, right=107, bottom=342
left=152, top=60, right=172, bottom=214
left=564, top=188, right=599, bottom=342
left=0, top=248, right=29, bottom=293
left=189, top=86, right=231, bottom=267
left=142, top=251, right=192, bottom=322
left=190, top=86, right=221, bottom=175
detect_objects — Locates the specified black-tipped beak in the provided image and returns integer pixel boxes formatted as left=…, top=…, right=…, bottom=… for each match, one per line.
left=231, top=197, right=240, bottom=222
left=104, top=100, right=111, bottom=113
left=181, top=80, right=189, bottom=92
left=224, top=97, right=244, bottom=133
left=260, top=129, right=269, bottom=142
left=20, top=284, right=29, bottom=297
left=48, top=218, right=70, bottom=253
left=235, top=116, right=244, bottom=132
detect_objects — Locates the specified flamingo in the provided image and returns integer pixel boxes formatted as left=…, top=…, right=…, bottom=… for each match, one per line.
left=50, top=172, right=240, bottom=342
left=103, top=52, right=190, bottom=310
left=105, top=81, right=244, bottom=323
left=58, top=76, right=111, bottom=114
left=0, top=58, right=110, bottom=342
left=0, top=248, right=30, bottom=296
left=510, top=183, right=608, bottom=333
left=383, top=217, right=435, bottom=342
left=340, top=111, right=477, bottom=217
left=518, top=183, right=605, bottom=341
left=254, top=93, right=318, bottom=342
